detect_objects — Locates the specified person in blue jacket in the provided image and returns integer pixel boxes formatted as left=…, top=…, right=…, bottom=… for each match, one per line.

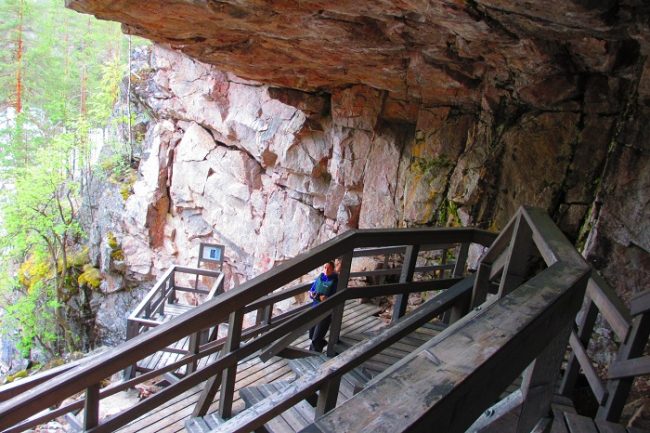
left=308, top=261, right=338, bottom=352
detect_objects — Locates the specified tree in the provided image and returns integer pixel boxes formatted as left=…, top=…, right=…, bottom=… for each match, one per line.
left=1, top=132, right=83, bottom=355
left=0, top=0, right=147, bottom=359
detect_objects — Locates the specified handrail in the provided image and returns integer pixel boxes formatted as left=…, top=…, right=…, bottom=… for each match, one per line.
left=276, top=206, right=591, bottom=433
left=300, top=262, right=589, bottom=433
left=128, top=265, right=175, bottom=322
left=0, top=227, right=493, bottom=431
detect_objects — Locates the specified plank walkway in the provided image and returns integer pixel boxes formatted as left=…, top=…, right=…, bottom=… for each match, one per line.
left=117, top=300, right=442, bottom=433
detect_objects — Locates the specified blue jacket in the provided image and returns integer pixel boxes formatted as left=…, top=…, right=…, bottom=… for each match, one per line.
left=309, top=273, right=338, bottom=306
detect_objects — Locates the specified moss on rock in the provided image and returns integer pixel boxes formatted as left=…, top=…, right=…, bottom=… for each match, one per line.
left=78, top=264, right=102, bottom=289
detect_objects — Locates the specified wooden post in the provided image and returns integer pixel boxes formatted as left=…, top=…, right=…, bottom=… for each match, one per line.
left=124, top=321, right=138, bottom=380
left=471, top=261, right=493, bottom=308
left=597, top=311, right=650, bottom=422
left=192, top=353, right=224, bottom=417
left=498, top=215, right=534, bottom=298
left=167, top=269, right=176, bottom=305
left=559, top=298, right=599, bottom=396
left=453, top=242, right=469, bottom=278
left=316, top=376, right=342, bottom=417
left=219, top=309, right=244, bottom=419
left=391, top=245, right=420, bottom=324
left=326, top=252, right=353, bottom=357
left=186, top=331, right=201, bottom=375
left=84, top=383, right=100, bottom=430
left=445, top=243, right=472, bottom=324
left=516, top=322, right=574, bottom=433
left=256, top=305, right=272, bottom=326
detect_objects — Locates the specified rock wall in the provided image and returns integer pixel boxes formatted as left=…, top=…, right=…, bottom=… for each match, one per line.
left=103, top=44, right=649, bottom=309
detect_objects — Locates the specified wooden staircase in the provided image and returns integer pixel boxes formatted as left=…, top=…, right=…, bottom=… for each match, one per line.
left=1, top=207, right=648, bottom=433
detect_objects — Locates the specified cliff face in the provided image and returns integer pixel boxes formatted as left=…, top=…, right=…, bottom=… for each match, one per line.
left=71, top=1, right=650, bottom=305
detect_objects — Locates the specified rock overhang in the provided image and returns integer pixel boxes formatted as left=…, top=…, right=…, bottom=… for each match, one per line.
left=65, top=0, right=650, bottom=111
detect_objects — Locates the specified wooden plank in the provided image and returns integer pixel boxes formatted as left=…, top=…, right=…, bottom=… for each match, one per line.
left=608, top=355, right=650, bottom=380
left=498, top=213, right=534, bottom=298
left=567, top=331, right=609, bottom=404
left=521, top=207, right=587, bottom=269
left=564, top=412, right=598, bottom=433
left=245, top=284, right=311, bottom=314
left=123, top=358, right=292, bottom=433
left=586, top=274, right=631, bottom=340
left=129, top=267, right=175, bottom=321
left=212, top=275, right=526, bottom=433
left=560, top=298, right=599, bottom=397
left=531, top=417, right=553, bottom=433
left=471, top=261, right=493, bottom=309
left=301, top=262, right=589, bottom=433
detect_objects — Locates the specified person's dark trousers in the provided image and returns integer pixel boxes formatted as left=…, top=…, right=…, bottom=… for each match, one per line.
left=309, top=315, right=332, bottom=352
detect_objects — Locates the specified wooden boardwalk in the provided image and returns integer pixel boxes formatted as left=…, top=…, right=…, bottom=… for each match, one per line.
left=117, top=300, right=441, bottom=433
left=136, top=303, right=224, bottom=375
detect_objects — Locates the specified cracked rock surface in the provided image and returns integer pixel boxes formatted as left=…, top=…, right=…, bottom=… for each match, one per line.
left=71, top=1, right=649, bottom=309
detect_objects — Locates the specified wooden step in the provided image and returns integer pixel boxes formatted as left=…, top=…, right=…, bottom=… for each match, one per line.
left=238, top=381, right=315, bottom=433
left=185, top=410, right=226, bottom=433
left=185, top=417, right=211, bottom=433
left=287, top=356, right=369, bottom=400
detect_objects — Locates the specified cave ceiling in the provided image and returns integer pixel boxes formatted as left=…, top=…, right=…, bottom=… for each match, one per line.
left=66, top=0, right=650, bottom=109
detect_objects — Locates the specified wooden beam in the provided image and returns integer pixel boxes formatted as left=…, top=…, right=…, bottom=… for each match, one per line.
left=608, top=355, right=650, bottom=380
left=516, top=322, right=573, bottom=433
left=84, top=384, right=100, bottom=430
left=219, top=309, right=244, bottom=419
left=559, top=299, right=599, bottom=397
left=453, top=243, right=469, bottom=277
left=566, top=330, right=609, bottom=404
left=587, top=273, right=631, bottom=340
left=392, top=245, right=420, bottom=323
left=498, top=214, right=535, bottom=298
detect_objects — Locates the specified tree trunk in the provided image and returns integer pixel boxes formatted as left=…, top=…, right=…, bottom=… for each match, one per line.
left=15, top=0, right=24, bottom=114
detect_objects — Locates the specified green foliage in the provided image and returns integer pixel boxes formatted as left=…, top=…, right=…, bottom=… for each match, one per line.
left=410, top=155, right=454, bottom=179
left=0, top=0, right=147, bottom=359
left=437, top=200, right=461, bottom=227
left=107, top=232, right=124, bottom=261
left=78, top=265, right=101, bottom=289
left=107, top=232, right=119, bottom=249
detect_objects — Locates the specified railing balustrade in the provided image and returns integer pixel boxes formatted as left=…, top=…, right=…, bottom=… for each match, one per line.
left=0, top=225, right=491, bottom=433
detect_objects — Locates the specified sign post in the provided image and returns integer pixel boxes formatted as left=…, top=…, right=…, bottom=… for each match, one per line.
left=195, top=243, right=225, bottom=290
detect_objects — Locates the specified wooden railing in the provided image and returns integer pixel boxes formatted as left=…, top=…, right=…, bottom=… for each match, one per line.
left=213, top=206, right=592, bottom=433
left=0, top=225, right=494, bottom=433
left=559, top=280, right=650, bottom=423
left=125, top=266, right=225, bottom=377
